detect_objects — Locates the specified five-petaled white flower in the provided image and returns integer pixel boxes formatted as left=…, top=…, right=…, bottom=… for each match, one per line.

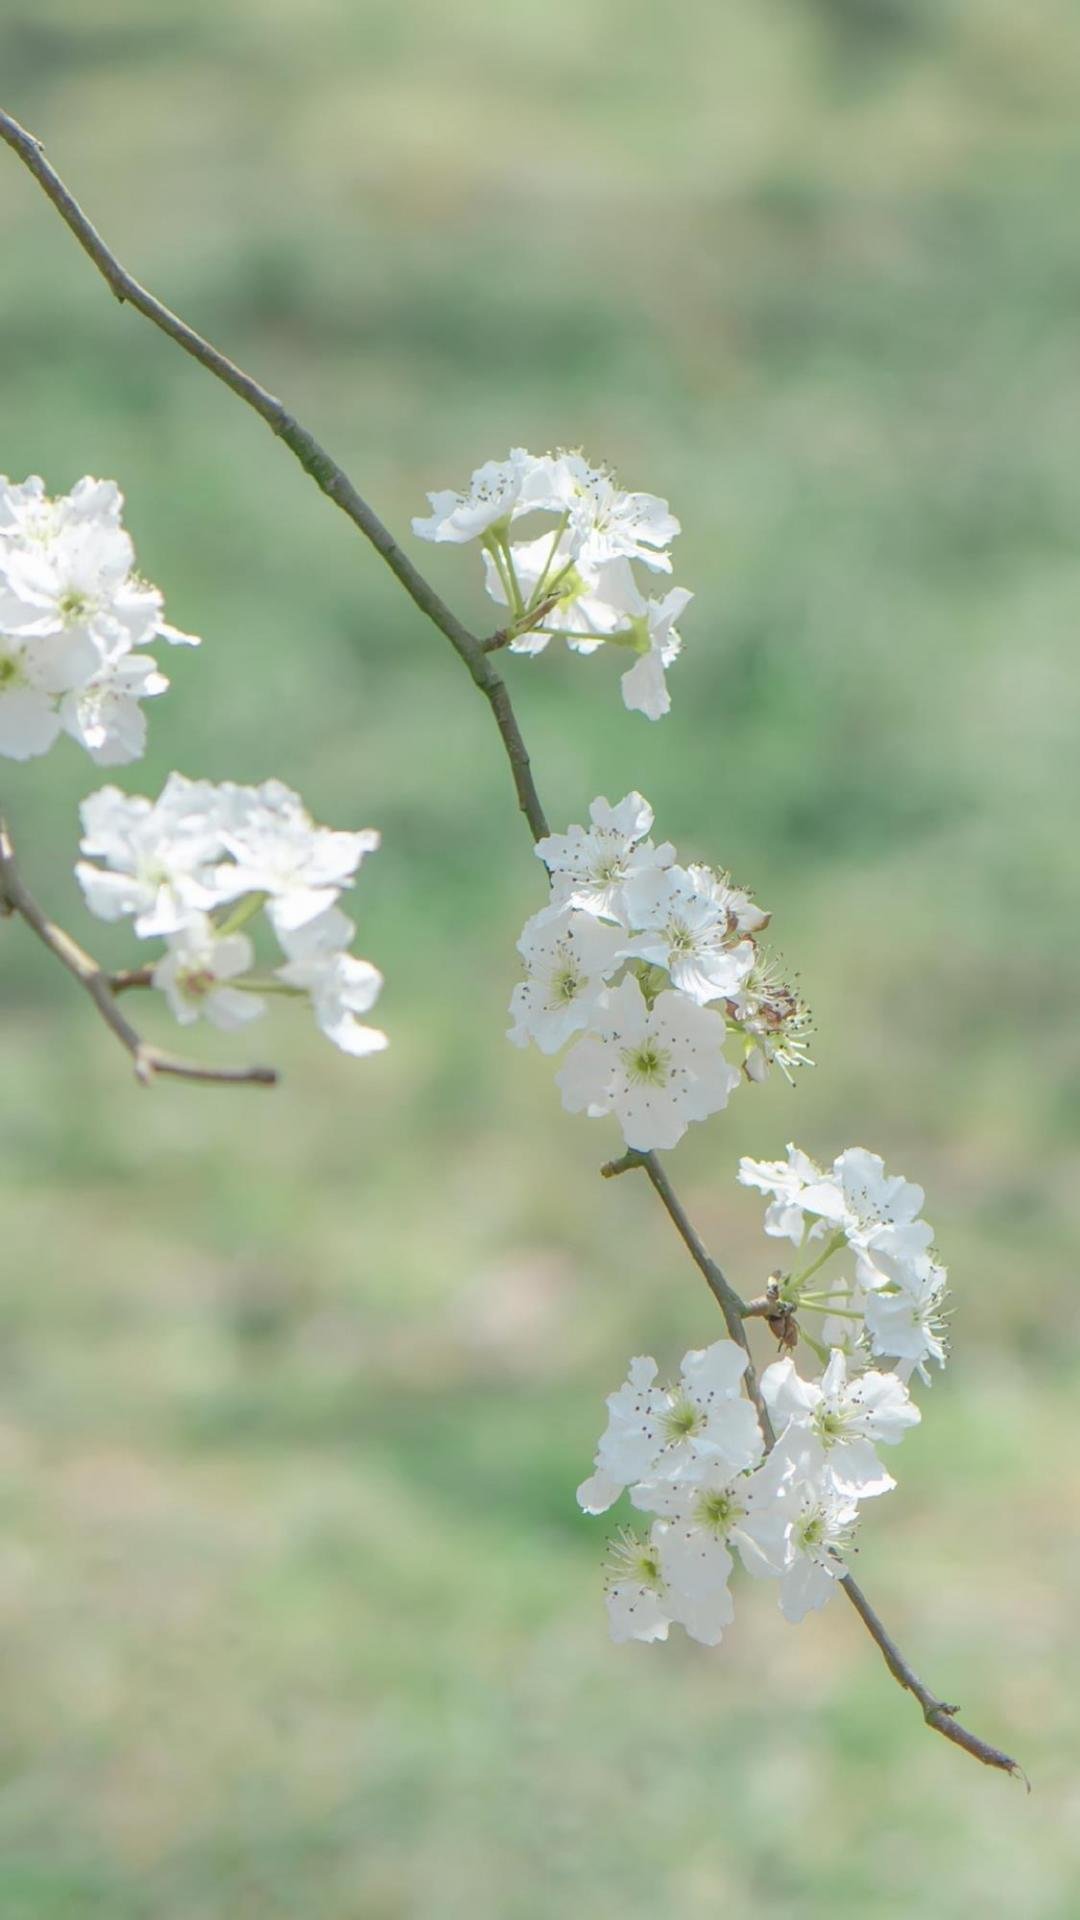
left=535, top=791, right=673, bottom=925
left=863, top=1255, right=949, bottom=1384
left=507, top=904, right=623, bottom=1054
left=152, top=914, right=265, bottom=1029
left=620, top=862, right=758, bottom=1005
left=576, top=1339, right=762, bottom=1517
left=766, top=1440, right=861, bottom=1623
left=411, top=448, right=553, bottom=544
left=556, top=975, right=738, bottom=1150
left=761, top=1350, right=920, bottom=1499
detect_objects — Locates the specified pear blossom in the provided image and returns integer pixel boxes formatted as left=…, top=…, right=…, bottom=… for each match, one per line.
left=557, top=975, right=739, bottom=1151
left=507, top=904, right=623, bottom=1054
left=0, top=488, right=197, bottom=658
left=731, top=952, right=814, bottom=1083
left=541, top=453, right=680, bottom=577
left=576, top=1339, right=762, bottom=1517
left=275, top=907, right=387, bottom=1057
left=76, top=775, right=227, bottom=936
left=535, top=792, right=674, bottom=925
left=608, top=1526, right=735, bottom=1646
left=0, top=474, right=197, bottom=763
left=0, top=632, right=86, bottom=759
left=805, top=1147, right=934, bottom=1288
left=619, top=862, right=758, bottom=1005
left=738, top=1143, right=831, bottom=1245
left=152, top=914, right=265, bottom=1029
left=59, top=651, right=169, bottom=765
left=616, top=585, right=692, bottom=721
left=411, top=448, right=553, bottom=544
left=767, top=1442, right=860, bottom=1622
left=863, top=1255, right=949, bottom=1383
left=214, top=781, right=379, bottom=934
left=762, top=1350, right=920, bottom=1499
left=632, top=1453, right=792, bottom=1590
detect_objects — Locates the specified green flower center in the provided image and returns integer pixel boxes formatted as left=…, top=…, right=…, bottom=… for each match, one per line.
left=694, top=1489, right=743, bottom=1535
left=796, top=1511, right=825, bottom=1552
left=814, top=1408, right=850, bottom=1446
left=0, top=653, right=24, bottom=690
left=552, top=964, right=581, bottom=1005
left=58, top=587, right=92, bottom=623
left=662, top=1392, right=702, bottom=1441
left=667, top=919, right=696, bottom=955
left=622, top=1041, right=670, bottom=1087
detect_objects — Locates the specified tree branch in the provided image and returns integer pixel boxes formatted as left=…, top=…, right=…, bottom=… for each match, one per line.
left=0, top=106, right=548, bottom=843
left=0, top=816, right=277, bottom=1088
left=0, top=107, right=1020, bottom=1776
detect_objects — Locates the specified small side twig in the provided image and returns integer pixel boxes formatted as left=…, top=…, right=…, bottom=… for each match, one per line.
left=480, top=593, right=562, bottom=654
left=0, top=815, right=276, bottom=1088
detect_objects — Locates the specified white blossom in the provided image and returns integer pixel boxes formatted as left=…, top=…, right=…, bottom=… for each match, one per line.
left=619, top=862, right=757, bottom=1005
left=76, top=775, right=227, bottom=936
left=595, top=1520, right=730, bottom=1643
left=411, top=448, right=553, bottom=544
left=542, top=452, right=680, bottom=578
left=0, top=486, right=196, bottom=658
left=557, top=975, right=738, bottom=1151
left=738, top=1144, right=832, bottom=1245
left=617, top=585, right=692, bottom=721
left=152, top=914, right=265, bottom=1029
left=535, top=791, right=674, bottom=925
left=59, top=651, right=169, bottom=766
left=632, top=1454, right=792, bottom=1594
left=214, top=781, right=379, bottom=934
left=0, top=473, right=197, bottom=763
left=761, top=1350, right=919, bottom=1499
left=275, top=905, right=387, bottom=1057
left=507, top=904, right=623, bottom=1054
left=577, top=1340, right=762, bottom=1517
left=808, top=1147, right=935, bottom=1289
left=863, top=1255, right=949, bottom=1383
left=767, top=1441, right=860, bottom=1622
left=731, top=952, right=814, bottom=1083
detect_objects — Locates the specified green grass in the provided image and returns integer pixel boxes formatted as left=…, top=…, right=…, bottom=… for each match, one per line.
left=2, top=1, right=1080, bottom=1911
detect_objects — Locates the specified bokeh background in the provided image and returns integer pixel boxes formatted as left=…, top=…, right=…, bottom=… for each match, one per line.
left=1, top=3, right=1079, bottom=1913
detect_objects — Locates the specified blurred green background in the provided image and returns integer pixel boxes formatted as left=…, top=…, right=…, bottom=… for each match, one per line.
left=1, top=2, right=1079, bottom=1913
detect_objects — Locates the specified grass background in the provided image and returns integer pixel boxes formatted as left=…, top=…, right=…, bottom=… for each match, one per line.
left=1, top=1, right=1079, bottom=1912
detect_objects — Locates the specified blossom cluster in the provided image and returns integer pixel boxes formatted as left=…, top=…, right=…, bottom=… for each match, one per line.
left=0, top=475, right=197, bottom=764
left=412, top=447, right=689, bottom=719
left=738, top=1143, right=948, bottom=1384
left=580, top=1323, right=922, bottom=1643
left=76, top=774, right=387, bottom=1056
left=508, top=791, right=811, bottom=1149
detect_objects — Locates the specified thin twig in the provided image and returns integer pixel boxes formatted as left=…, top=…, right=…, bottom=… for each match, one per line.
left=480, top=593, right=562, bottom=654
left=0, top=107, right=548, bottom=844
left=840, top=1574, right=1027, bottom=1783
left=108, top=966, right=155, bottom=993
left=0, top=108, right=1021, bottom=1776
left=0, top=816, right=276, bottom=1088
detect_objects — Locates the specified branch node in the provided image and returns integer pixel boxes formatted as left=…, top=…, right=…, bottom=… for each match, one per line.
left=601, top=1150, right=646, bottom=1179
